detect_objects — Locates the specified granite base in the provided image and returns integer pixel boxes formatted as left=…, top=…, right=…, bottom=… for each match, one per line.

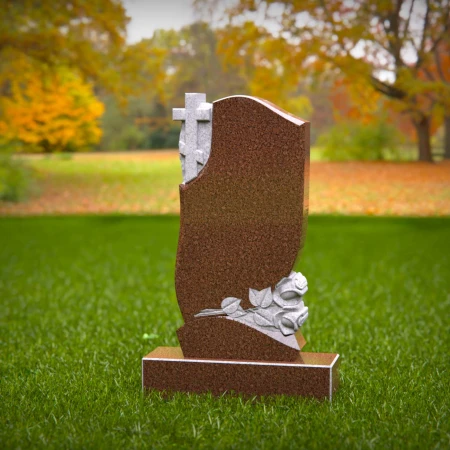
left=142, top=347, right=339, bottom=400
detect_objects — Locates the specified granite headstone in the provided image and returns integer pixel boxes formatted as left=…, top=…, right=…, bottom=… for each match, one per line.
left=142, top=93, right=339, bottom=400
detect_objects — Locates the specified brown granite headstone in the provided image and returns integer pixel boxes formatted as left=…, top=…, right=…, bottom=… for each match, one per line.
left=142, top=94, right=339, bottom=400
left=176, top=95, right=309, bottom=321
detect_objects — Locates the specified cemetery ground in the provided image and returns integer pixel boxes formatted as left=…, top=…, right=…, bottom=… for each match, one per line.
left=1, top=150, right=450, bottom=216
left=1, top=214, right=449, bottom=449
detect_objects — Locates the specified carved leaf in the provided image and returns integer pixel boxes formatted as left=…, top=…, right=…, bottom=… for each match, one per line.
left=253, top=309, right=275, bottom=327
left=249, top=287, right=273, bottom=308
left=249, top=288, right=258, bottom=306
left=228, top=307, right=247, bottom=318
left=260, top=288, right=274, bottom=308
left=221, top=297, right=241, bottom=315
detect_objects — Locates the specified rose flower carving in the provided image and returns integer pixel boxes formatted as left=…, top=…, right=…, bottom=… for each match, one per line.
left=195, top=271, right=309, bottom=336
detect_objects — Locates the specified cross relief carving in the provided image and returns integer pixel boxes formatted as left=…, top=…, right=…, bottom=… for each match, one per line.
left=173, top=93, right=213, bottom=183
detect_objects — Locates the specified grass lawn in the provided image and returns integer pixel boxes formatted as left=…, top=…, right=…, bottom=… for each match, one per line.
left=1, top=215, right=449, bottom=449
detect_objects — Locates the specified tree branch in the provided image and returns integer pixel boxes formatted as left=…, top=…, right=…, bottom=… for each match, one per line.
left=423, top=67, right=434, bottom=81
left=416, top=0, right=430, bottom=68
left=381, top=0, right=405, bottom=68
left=370, top=75, right=406, bottom=99
left=427, top=6, right=450, bottom=57
left=402, top=0, right=415, bottom=40
left=435, top=46, right=449, bottom=84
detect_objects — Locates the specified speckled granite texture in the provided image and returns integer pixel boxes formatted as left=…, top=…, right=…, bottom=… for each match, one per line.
left=177, top=316, right=307, bottom=362
left=142, top=347, right=339, bottom=400
left=176, top=96, right=310, bottom=325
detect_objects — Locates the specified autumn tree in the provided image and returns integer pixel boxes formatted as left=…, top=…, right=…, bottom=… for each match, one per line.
left=0, top=0, right=129, bottom=95
left=0, top=0, right=130, bottom=154
left=108, top=22, right=263, bottom=149
left=0, top=62, right=104, bottom=152
left=149, top=23, right=249, bottom=108
left=420, top=39, right=450, bottom=158
left=215, top=21, right=312, bottom=118
left=202, top=0, right=450, bottom=161
left=328, top=75, right=439, bottom=145
left=142, top=23, right=249, bottom=146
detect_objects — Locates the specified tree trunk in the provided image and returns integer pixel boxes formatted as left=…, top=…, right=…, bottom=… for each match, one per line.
left=444, top=115, right=450, bottom=160
left=414, top=116, right=433, bottom=162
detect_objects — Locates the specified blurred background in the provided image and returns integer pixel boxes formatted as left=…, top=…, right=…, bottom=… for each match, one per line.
left=0, top=0, right=449, bottom=215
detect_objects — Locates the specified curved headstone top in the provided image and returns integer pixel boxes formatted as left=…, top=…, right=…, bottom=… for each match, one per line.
left=173, top=94, right=310, bottom=324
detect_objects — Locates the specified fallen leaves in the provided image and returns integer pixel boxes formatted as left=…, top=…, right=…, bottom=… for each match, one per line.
left=1, top=153, right=449, bottom=216
left=310, top=161, right=450, bottom=216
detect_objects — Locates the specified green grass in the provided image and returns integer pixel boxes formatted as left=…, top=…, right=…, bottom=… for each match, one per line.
left=32, top=157, right=182, bottom=200
left=1, top=215, right=449, bottom=449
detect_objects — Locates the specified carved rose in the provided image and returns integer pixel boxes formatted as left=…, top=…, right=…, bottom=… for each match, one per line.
left=293, top=272, right=308, bottom=294
left=194, top=271, right=309, bottom=336
left=273, top=271, right=308, bottom=308
left=274, top=312, right=299, bottom=336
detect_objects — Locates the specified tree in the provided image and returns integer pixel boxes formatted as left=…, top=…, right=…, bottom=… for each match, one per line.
left=204, top=0, right=450, bottom=161
left=419, top=39, right=450, bottom=158
left=0, top=63, right=104, bottom=152
left=328, top=75, right=442, bottom=146
left=0, top=0, right=129, bottom=95
left=117, top=22, right=274, bottom=149
left=0, top=1, right=171, bottom=153
left=151, top=22, right=250, bottom=106
left=214, top=21, right=312, bottom=117
left=329, top=77, right=385, bottom=125
left=97, top=22, right=250, bottom=150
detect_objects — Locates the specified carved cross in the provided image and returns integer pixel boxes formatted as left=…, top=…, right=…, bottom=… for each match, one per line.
left=173, top=93, right=212, bottom=183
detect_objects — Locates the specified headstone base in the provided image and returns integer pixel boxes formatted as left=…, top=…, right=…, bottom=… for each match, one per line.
left=142, top=347, right=339, bottom=400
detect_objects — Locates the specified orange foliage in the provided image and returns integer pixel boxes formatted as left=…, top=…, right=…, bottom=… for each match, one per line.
left=217, top=0, right=450, bottom=160
left=329, top=78, right=383, bottom=125
left=329, top=77, right=440, bottom=141
left=0, top=64, right=104, bottom=152
left=217, top=23, right=312, bottom=118
left=0, top=0, right=129, bottom=97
